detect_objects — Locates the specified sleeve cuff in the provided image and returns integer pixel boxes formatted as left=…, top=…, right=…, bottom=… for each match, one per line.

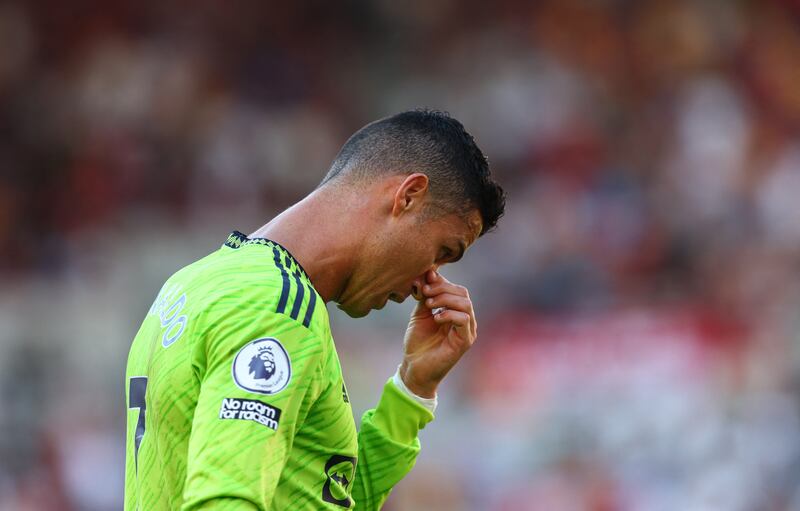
left=370, top=377, right=435, bottom=445
left=391, top=369, right=438, bottom=414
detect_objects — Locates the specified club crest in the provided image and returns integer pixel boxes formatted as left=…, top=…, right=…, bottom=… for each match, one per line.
left=232, top=338, right=291, bottom=395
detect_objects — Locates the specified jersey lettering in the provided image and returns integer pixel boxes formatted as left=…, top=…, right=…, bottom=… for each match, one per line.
left=149, top=283, right=188, bottom=348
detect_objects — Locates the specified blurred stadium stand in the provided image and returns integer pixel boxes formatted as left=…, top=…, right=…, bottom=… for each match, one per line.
left=1, top=0, right=800, bottom=509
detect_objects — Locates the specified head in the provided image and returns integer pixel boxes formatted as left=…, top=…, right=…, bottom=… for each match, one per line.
left=319, top=109, right=506, bottom=317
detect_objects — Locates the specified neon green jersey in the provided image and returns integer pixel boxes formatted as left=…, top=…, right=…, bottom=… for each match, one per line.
left=124, top=231, right=434, bottom=510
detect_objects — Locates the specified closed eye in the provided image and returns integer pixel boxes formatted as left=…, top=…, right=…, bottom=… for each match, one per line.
left=438, top=244, right=464, bottom=264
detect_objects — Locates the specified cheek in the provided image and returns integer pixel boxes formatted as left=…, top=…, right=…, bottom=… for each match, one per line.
left=392, top=247, right=432, bottom=279
left=366, top=233, right=433, bottom=288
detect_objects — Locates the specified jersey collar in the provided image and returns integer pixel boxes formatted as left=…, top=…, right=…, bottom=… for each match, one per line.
left=223, top=231, right=313, bottom=285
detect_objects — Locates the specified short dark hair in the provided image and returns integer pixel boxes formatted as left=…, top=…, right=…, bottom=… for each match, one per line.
left=320, top=109, right=505, bottom=235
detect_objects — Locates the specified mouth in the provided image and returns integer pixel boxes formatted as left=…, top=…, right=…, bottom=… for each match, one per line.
left=376, top=291, right=409, bottom=310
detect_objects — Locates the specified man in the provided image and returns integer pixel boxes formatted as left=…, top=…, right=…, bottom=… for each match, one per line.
left=124, top=109, right=505, bottom=510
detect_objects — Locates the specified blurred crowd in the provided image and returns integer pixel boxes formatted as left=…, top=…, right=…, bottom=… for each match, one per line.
left=1, top=0, right=800, bottom=509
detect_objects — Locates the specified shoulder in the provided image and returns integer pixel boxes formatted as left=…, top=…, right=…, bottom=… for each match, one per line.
left=160, top=239, right=333, bottom=350
left=163, top=246, right=286, bottom=319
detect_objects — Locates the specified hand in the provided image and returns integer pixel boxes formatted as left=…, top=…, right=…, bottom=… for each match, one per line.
left=400, top=270, right=478, bottom=398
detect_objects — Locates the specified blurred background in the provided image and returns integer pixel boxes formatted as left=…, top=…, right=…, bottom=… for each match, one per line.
left=2, top=0, right=800, bottom=509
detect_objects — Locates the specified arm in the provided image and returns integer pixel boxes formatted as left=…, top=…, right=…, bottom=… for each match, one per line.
left=351, top=378, right=434, bottom=510
left=353, top=270, right=477, bottom=510
left=180, top=321, right=324, bottom=510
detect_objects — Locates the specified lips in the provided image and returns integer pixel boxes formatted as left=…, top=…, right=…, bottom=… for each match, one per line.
left=379, top=285, right=421, bottom=309
left=376, top=294, right=390, bottom=310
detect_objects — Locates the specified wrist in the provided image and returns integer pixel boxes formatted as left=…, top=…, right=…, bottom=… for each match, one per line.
left=392, top=368, right=438, bottom=414
left=398, top=362, right=438, bottom=399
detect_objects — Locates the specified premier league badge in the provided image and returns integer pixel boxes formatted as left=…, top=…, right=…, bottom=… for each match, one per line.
left=232, top=338, right=291, bottom=395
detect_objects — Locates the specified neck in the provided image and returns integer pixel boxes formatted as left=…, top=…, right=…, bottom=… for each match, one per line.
left=250, top=186, right=363, bottom=303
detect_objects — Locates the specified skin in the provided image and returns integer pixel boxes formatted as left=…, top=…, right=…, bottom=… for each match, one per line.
left=251, top=173, right=483, bottom=398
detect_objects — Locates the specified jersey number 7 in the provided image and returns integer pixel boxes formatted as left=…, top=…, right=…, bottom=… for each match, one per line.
left=128, top=376, right=148, bottom=471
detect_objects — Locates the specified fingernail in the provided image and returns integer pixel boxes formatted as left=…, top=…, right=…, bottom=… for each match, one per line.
left=423, top=285, right=431, bottom=292
left=426, top=298, right=434, bottom=305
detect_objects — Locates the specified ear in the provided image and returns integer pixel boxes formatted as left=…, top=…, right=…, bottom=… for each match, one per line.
left=391, top=173, right=429, bottom=217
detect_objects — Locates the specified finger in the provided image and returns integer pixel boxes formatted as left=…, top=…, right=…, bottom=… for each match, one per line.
left=433, top=310, right=475, bottom=344
left=425, top=269, right=443, bottom=287
left=428, top=293, right=477, bottom=340
left=427, top=286, right=478, bottom=332
left=432, top=309, right=470, bottom=328
left=423, top=279, right=469, bottom=299
left=425, top=293, right=472, bottom=314
left=427, top=269, right=437, bottom=283
left=411, top=278, right=426, bottom=301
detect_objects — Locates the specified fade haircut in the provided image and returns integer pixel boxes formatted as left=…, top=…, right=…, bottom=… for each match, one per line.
left=319, top=109, right=505, bottom=235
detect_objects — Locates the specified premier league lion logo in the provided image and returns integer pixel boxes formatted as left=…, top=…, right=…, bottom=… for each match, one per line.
left=249, top=345, right=277, bottom=381
left=232, top=337, right=292, bottom=395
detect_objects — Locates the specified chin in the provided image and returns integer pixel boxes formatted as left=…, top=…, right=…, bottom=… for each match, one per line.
left=337, top=302, right=372, bottom=318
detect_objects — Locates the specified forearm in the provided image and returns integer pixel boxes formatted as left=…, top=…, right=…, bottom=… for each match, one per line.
left=352, top=378, right=434, bottom=510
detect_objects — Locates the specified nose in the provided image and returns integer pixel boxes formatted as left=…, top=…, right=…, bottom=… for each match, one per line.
left=411, top=265, right=438, bottom=301
left=411, top=278, right=424, bottom=301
